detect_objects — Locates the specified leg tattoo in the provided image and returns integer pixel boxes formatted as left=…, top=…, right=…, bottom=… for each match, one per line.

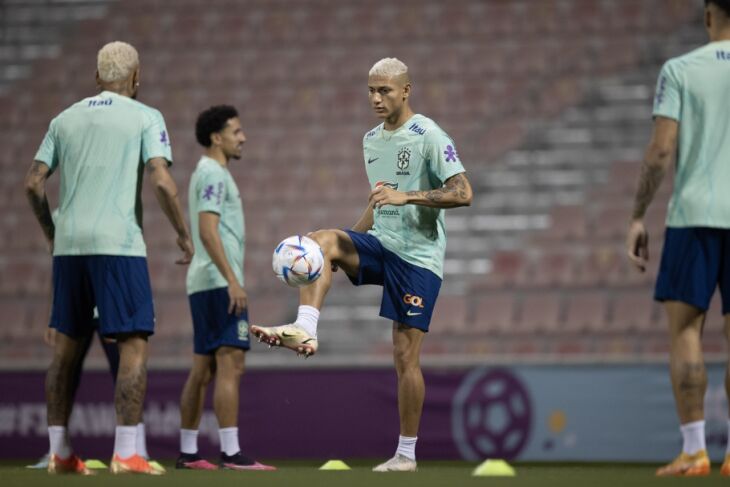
left=675, top=362, right=707, bottom=419
left=115, top=363, right=147, bottom=425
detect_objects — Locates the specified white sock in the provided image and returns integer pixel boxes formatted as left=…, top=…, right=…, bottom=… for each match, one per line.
left=396, top=435, right=417, bottom=461
left=48, top=426, right=72, bottom=459
left=180, top=429, right=199, bottom=455
left=680, top=420, right=705, bottom=455
left=295, top=305, right=319, bottom=338
left=114, top=426, right=137, bottom=459
left=219, top=427, right=240, bottom=456
left=136, top=423, right=148, bottom=459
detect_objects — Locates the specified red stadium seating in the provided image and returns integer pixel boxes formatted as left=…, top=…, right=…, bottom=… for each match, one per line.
left=0, top=0, right=699, bottom=364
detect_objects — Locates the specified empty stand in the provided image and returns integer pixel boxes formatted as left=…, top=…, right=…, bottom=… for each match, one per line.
left=0, top=0, right=701, bottom=366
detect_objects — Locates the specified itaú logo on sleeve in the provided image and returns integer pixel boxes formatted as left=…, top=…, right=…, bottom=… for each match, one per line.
left=403, top=293, right=425, bottom=308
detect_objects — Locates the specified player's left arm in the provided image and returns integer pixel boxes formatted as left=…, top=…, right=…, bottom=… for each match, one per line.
left=24, top=161, right=54, bottom=251
left=351, top=202, right=374, bottom=233
left=626, top=116, right=678, bottom=272
left=147, top=158, right=193, bottom=264
left=370, top=172, right=473, bottom=209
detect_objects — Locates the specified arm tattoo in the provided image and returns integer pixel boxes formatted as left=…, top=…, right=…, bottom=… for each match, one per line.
left=26, top=162, right=54, bottom=241
left=406, top=173, right=468, bottom=205
left=632, top=163, right=666, bottom=219
left=146, top=159, right=162, bottom=174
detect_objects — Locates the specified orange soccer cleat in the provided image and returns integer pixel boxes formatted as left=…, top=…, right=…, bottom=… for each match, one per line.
left=47, top=454, right=94, bottom=475
left=656, top=450, right=710, bottom=477
left=110, top=453, right=164, bottom=475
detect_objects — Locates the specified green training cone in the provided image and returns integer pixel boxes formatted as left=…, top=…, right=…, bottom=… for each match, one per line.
left=319, top=459, right=351, bottom=471
left=472, top=459, right=516, bottom=477
left=84, top=459, right=108, bottom=469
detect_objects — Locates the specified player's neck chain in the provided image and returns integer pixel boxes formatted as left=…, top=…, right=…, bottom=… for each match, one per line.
left=382, top=128, right=396, bottom=142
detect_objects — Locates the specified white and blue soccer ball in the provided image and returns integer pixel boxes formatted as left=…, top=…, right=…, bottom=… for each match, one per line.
left=272, top=235, right=324, bottom=287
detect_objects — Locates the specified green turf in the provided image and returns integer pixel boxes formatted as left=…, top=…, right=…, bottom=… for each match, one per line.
left=3, top=461, right=730, bottom=487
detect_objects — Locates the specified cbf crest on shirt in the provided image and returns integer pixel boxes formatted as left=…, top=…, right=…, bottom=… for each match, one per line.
left=362, top=114, right=465, bottom=278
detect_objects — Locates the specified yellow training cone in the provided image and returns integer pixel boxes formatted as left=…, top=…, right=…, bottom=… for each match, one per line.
left=319, top=459, right=351, bottom=470
left=84, top=459, right=108, bottom=469
left=472, top=459, right=516, bottom=477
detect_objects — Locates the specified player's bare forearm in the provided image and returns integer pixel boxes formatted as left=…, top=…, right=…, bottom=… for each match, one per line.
left=199, top=212, right=239, bottom=286
left=24, top=161, right=55, bottom=243
left=147, top=158, right=190, bottom=238
left=631, top=117, right=677, bottom=220
left=404, top=173, right=473, bottom=209
left=631, top=161, right=667, bottom=220
left=351, top=204, right=374, bottom=233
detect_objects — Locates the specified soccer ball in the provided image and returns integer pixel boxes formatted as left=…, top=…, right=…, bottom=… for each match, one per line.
left=272, top=235, right=325, bottom=287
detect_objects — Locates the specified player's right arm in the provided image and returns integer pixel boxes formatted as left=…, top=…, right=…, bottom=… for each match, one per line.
left=198, top=211, right=246, bottom=316
left=146, top=158, right=193, bottom=264
left=351, top=203, right=374, bottom=233
left=24, top=161, right=54, bottom=252
left=626, top=117, right=677, bottom=272
left=627, top=60, right=681, bottom=273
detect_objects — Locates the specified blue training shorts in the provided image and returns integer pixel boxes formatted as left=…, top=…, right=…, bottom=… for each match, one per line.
left=344, top=230, right=442, bottom=332
left=50, top=256, right=155, bottom=338
left=188, top=287, right=250, bottom=355
left=655, top=227, right=730, bottom=313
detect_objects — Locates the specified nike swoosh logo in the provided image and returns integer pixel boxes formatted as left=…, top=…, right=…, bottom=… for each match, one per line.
left=281, top=332, right=297, bottom=337
left=406, top=310, right=422, bottom=317
left=367, top=157, right=379, bottom=164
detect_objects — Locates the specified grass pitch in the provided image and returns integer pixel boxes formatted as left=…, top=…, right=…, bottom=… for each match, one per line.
left=2, top=460, right=729, bottom=487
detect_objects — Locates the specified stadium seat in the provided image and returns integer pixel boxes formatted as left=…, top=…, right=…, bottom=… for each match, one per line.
left=611, top=292, right=660, bottom=333
left=564, top=291, right=609, bottom=333
left=430, top=295, right=468, bottom=335
left=473, top=293, right=516, bottom=334
left=518, top=293, right=562, bottom=334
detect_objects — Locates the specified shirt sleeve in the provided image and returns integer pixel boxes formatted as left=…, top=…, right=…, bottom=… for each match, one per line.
left=425, top=128, right=466, bottom=185
left=141, top=109, right=173, bottom=165
left=34, top=119, right=59, bottom=171
left=196, top=168, right=227, bottom=215
left=653, top=61, right=681, bottom=121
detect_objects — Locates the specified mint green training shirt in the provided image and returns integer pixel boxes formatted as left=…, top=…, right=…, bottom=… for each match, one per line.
left=186, top=156, right=245, bottom=295
left=653, top=41, right=730, bottom=228
left=363, top=114, right=466, bottom=278
left=34, top=90, right=172, bottom=256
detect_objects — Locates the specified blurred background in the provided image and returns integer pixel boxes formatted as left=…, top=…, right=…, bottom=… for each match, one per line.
left=1, top=0, right=726, bottom=463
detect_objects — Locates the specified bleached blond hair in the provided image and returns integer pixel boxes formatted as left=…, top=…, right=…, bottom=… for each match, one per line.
left=369, top=57, right=408, bottom=78
left=97, top=41, right=139, bottom=82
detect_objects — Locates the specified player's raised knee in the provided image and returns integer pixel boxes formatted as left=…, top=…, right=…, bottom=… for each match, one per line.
left=308, top=229, right=342, bottom=255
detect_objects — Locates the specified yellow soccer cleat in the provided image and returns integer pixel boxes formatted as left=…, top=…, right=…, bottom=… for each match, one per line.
left=110, top=453, right=164, bottom=475
left=656, top=450, right=710, bottom=477
left=147, top=459, right=167, bottom=474
left=251, top=324, right=318, bottom=357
